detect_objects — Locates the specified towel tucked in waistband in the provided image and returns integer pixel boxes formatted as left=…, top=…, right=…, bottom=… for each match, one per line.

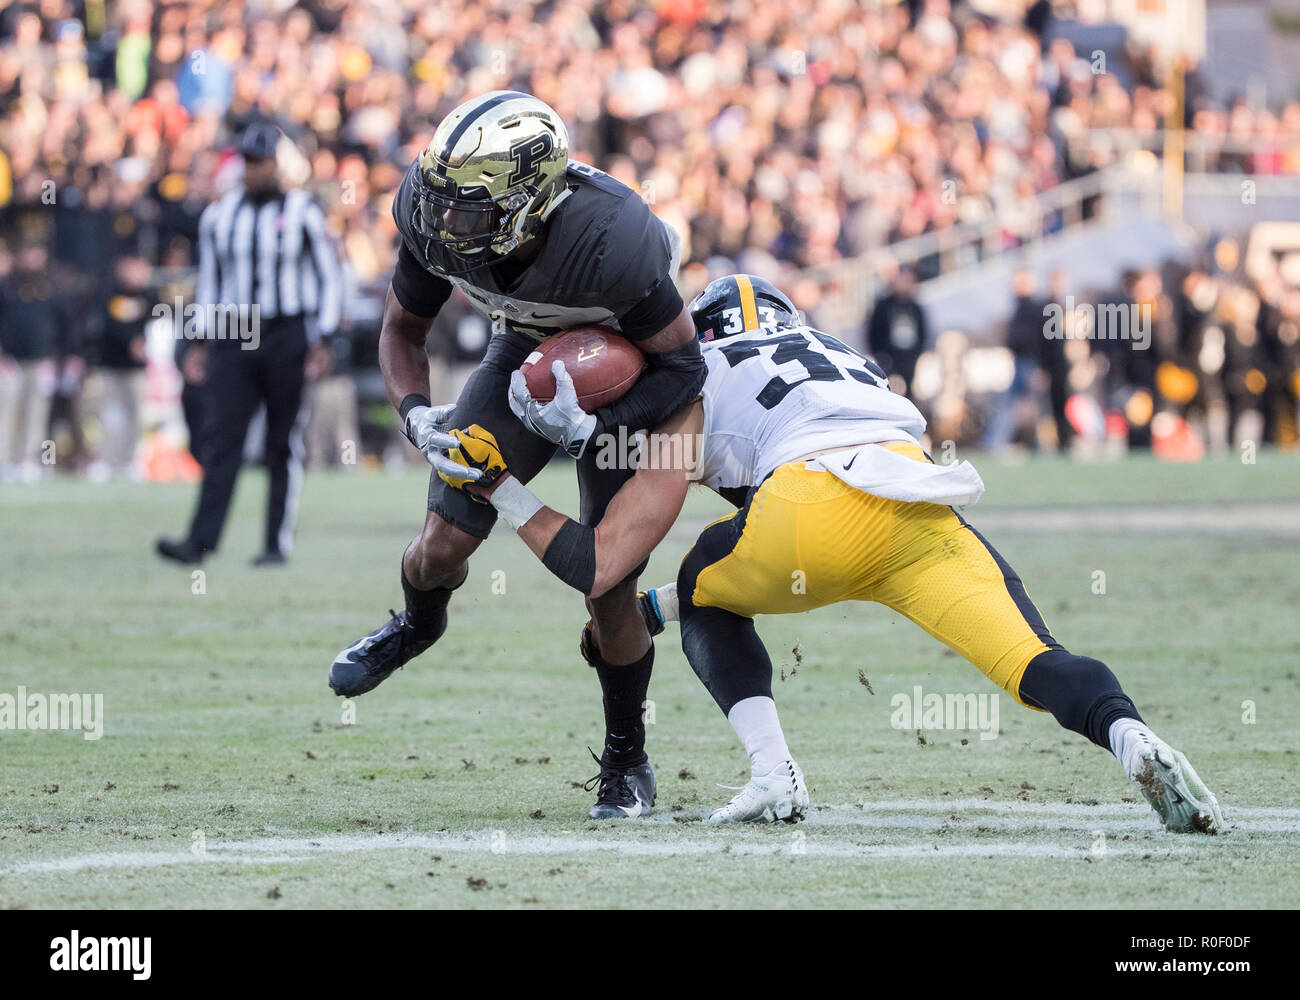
left=803, top=443, right=985, bottom=507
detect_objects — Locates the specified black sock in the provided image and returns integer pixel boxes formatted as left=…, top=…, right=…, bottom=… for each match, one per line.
left=1019, top=649, right=1143, bottom=749
left=592, top=644, right=654, bottom=768
left=680, top=604, right=773, bottom=716
left=401, top=562, right=465, bottom=637
left=1090, top=694, right=1144, bottom=751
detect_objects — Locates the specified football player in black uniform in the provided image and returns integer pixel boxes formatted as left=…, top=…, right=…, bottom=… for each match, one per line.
left=327, top=92, right=704, bottom=818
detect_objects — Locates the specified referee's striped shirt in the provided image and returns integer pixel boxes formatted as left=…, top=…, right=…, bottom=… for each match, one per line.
left=195, top=186, right=341, bottom=340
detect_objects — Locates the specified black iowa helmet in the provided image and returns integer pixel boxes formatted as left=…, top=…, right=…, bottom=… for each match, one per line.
left=688, top=274, right=800, bottom=342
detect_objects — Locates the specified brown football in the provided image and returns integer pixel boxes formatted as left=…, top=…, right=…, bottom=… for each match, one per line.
left=520, top=326, right=646, bottom=413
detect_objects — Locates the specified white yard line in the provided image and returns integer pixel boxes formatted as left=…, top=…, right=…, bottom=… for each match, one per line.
left=0, top=832, right=1184, bottom=875
left=813, top=799, right=1300, bottom=819
left=799, top=801, right=1300, bottom=835
left=6, top=799, right=1298, bottom=876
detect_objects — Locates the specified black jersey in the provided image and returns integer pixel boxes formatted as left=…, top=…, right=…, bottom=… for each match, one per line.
left=391, top=160, right=683, bottom=343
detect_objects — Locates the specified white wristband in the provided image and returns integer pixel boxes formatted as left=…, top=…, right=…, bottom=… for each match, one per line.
left=489, top=476, right=545, bottom=531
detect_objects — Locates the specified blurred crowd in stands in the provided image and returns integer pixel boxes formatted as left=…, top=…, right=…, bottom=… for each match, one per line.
left=889, top=235, right=1300, bottom=457
left=1, top=0, right=1298, bottom=481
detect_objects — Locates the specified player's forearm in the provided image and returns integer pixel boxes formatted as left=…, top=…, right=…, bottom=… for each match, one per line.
left=514, top=503, right=568, bottom=563
left=378, top=287, right=435, bottom=412
left=498, top=487, right=600, bottom=596
left=379, top=332, right=431, bottom=413
left=487, top=477, right=655, bottom=598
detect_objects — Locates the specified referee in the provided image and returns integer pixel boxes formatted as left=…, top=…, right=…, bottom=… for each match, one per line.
left=157, top=123, right=341, bottom=566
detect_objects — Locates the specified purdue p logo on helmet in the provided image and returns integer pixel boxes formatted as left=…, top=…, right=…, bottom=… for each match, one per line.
left=413, top=91, right=571, bottom=275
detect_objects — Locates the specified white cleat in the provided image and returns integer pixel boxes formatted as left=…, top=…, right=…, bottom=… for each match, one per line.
left=1132, top=742, right=1224, bottom=834
left=706, top=760, right=809, bottom=824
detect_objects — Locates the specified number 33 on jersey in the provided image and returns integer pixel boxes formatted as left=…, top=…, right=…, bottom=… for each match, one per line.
left=694, top=325, right=929, bottom=495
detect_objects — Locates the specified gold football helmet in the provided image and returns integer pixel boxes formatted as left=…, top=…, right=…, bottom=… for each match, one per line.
left=412, top=91, right=570, bottom=275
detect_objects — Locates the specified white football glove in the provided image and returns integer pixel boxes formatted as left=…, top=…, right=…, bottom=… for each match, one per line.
left=404, top=402, right=482, bottom=484
left=508, top=360, right=599, bottom=458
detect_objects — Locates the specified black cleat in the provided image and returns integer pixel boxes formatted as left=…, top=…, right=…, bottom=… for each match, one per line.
left=156, top=536, right=205, bottom=565
left=329, top=609, right=441, bottom=697
left=584, top=748, right=656, bottom=819
left=252, top=550, right=286, bottom=567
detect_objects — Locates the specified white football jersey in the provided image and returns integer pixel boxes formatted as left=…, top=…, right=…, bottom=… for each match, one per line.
left=694, top=325, right=927, bottom=493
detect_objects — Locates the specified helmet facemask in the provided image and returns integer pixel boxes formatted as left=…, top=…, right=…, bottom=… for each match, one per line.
left=412, top=174, right=542, bottom=275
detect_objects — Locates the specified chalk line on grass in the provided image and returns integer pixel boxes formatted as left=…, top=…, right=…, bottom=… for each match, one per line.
left=1, top=831, right=1187, bottom=876
left=11, top=797, right=1300, bottom=876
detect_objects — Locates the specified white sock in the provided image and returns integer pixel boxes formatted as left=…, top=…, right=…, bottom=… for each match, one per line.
left=1108, top=717, right=1162, bottom=781
left=727, top=696, right=792, bottom=776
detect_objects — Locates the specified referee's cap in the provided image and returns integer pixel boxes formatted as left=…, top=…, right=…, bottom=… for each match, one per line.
left=238, top=122, right=282, bottom=161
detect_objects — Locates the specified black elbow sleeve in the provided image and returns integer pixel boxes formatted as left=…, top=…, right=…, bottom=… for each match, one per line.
left=541, top=519, right=597, bottom=594
left=596, top=339, right=705, bottom=434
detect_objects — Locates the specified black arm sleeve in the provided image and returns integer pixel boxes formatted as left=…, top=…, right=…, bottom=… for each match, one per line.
left=594, top=337, right=706, bottom=434
left=616, top=274, right=684, bottom=342
left=391, top=242, right=453, bottom=319
left=541, top=519, right=597, bottom=594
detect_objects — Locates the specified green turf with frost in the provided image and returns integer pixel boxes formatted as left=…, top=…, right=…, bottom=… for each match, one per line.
left=1, top=452, right=1298, bottom=908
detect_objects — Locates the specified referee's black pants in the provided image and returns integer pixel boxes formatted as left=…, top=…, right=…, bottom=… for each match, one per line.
left=186, top=316, right=308, bottom=555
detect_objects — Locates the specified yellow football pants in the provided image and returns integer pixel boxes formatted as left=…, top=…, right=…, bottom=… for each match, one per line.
left=687, top=443, right=1058, bottom=705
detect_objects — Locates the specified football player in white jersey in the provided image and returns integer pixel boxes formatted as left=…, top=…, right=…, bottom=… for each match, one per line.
left=437, top=275, right=1223, bottom=834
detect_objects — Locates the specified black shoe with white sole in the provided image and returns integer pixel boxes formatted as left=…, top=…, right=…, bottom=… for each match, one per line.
left=584, top=748, right=656, bottom=819
left=328, top=609, right=443, bottom=697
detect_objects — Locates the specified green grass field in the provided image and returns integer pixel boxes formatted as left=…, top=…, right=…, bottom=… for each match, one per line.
left=2, top=452, right=1298, bottom=909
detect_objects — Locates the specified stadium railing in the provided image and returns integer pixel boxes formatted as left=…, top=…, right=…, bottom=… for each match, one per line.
left=803, top=132, right=1300, bottom=340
